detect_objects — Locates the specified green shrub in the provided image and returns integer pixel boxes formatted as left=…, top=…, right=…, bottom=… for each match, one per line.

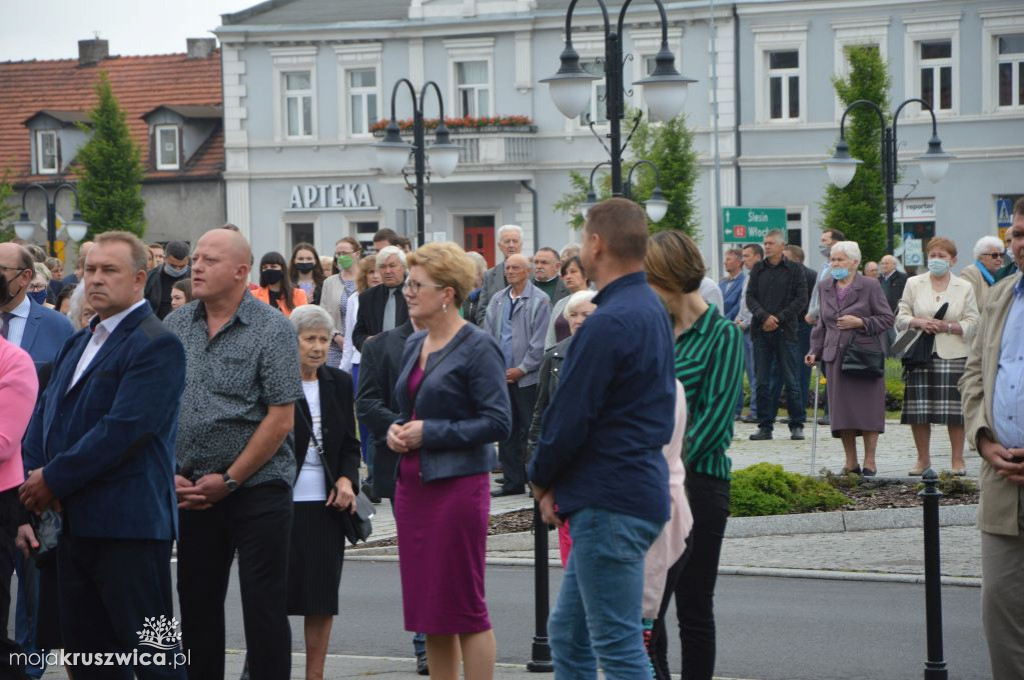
left=915, top=471, right=979, bottom=496
left=730, top=463, right=848, bottom=517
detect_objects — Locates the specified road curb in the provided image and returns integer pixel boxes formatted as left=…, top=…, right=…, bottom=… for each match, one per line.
left=725, top=504, right=977, bottom=537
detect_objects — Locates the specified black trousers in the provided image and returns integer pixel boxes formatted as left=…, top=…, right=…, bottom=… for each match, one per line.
left=650, top=473, right=730, bottom=680
left=0, top=487, right=23, bottom=659
left=177, top=482, right=293, bottom=680
left=57, top=536, right=183, bottom=679
left=499, top=383, right=537, bottom=492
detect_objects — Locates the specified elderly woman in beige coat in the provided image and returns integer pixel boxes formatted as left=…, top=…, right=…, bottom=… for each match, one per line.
left=896, top=237, right=979, bottom=475
left=959, top=235, right=1005, bottom=312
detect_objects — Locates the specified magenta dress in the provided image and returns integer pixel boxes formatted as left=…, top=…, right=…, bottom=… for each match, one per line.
left=394, top=362, right=492, bottom=634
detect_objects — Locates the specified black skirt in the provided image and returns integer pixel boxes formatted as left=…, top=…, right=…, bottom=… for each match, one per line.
left=287, top=501, right=345, bottom=616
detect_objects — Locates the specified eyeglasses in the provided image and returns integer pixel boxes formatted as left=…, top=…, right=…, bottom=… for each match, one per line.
left=402, top=280, right=445, bottom=295
left=27, top=283, right=48, bottom=292
left=982, top=252, right=1004, bottom=260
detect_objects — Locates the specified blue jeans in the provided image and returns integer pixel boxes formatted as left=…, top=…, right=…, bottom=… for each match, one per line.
left=549, top=507, right=664, bottom=679
left=769, top=321, right=812, bottom=416
left=736, top=331, right=757, bottom=418
left=753, top=330, right=805, bottom=431
left=15, top=553, right=45, bottom=677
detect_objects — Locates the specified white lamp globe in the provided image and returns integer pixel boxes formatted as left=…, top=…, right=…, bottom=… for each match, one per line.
left=918, top=136, right=953, bottom=184
left=428, top=144, right=460, bottom=178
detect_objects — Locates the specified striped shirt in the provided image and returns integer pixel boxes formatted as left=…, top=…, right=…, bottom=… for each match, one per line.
left=674, top=304, right=744, bottom=481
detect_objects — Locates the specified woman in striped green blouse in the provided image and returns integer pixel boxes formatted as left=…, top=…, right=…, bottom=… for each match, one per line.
left=644, top=230, right=744, bottom=680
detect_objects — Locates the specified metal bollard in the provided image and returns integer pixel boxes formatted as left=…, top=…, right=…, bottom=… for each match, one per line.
left=919, top=468, right=948, bottom=679
left=527, top=501, right=553, bottom=672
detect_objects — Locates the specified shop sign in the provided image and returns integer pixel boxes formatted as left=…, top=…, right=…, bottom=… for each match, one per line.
left=288, top=183, right=377, bottom=211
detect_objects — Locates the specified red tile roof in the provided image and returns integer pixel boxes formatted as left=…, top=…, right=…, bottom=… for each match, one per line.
left=0, top=51, right=223, bottom=185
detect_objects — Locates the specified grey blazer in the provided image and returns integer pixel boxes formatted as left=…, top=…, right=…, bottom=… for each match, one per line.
left=809, top=273, right=894, bottom=364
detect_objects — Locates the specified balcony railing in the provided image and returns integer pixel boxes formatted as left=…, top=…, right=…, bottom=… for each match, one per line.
left=451, top=132, right=535, bottom=165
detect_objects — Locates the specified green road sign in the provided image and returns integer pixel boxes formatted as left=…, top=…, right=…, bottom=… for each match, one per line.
left=722, top=207, right=787, bottom=243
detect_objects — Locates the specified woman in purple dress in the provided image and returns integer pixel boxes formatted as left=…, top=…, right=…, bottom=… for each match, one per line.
left=806, top=240, right=894, bottom=476
left=387, top=241, right=512, bottom=679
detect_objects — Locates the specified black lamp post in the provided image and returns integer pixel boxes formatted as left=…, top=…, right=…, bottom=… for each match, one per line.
left=541, top=0, right=696, bottom=196
left=374, top=79, right=461, bottom=248
left=580, top=159, right=669, bottom=222
left=824, top=98, right=954, bottom=256
left=12, top=182, right=89, bottom=257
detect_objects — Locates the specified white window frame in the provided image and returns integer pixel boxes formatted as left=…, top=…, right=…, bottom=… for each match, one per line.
left=832, top=18, right=889, bottom=119
left=35, top=130, right=58, bottom=174
left=766, top=49, right=801, bottom=121
left=752, top=24, right=808, bottom=125
left=445, top=38, right=495, bottom=120
left=270, top=46, right=318, bottom=143
left=453, top=60, right=492, bottom=118
left=903, top=13, right=961, bottom=118
left=155, top=125, right=180, bottom=171
left=980, top=7, right=1024, bottom=114
left=578, top=58, right=609, bottom=127
left=335, top=44, right=382, bottom=141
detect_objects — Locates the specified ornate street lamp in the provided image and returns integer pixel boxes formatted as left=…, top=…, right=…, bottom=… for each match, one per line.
left=13, top=182, right=89, bottom=256
left=374, top=79, right=460, bottom=246
left=582, top=159, right=669, bottom=222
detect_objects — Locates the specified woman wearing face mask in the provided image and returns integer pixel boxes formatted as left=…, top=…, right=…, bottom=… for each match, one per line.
left=290, top=242, right=327, bottom=305
left=804, top=241, right=894, bottom=476
left=254, top=251, right=307, bottom=317
left=28, top=263, right=54, bottom=307
left=896, top=237, right=979, bottom=476
left=319, top=237, right=362, bottom=368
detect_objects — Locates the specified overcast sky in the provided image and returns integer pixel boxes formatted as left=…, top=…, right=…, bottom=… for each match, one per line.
left=2, top=0, right=259, bottom=62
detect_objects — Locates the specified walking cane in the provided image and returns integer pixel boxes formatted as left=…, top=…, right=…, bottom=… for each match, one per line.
left=810, top=362, right=820, bottom=477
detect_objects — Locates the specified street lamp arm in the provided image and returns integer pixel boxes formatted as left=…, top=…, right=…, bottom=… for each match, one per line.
left=892, top=97, right=938, bottom=141
left=564, top=0, right=611, bottom=47
left=52, top=182, right=81, bottom=211
left=388, top=78, right=419, bottom=121
left=419, top=80, right=447, bottom=120
left=626, top=158, right=661, bottom=186
left=615, top=0, right=670, bottom=48
left=18, top=182, right=49, bottom=214
left=838, top=99, right=886, bottom=140
left=588, top=160, right=612, bottom=189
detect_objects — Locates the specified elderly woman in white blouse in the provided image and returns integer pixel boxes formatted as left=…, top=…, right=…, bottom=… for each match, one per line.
left=895, top=237, right=979, bottom=476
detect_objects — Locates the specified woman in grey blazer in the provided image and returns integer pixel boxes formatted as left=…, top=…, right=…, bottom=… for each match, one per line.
left=806, top=241, right=894, bottom=476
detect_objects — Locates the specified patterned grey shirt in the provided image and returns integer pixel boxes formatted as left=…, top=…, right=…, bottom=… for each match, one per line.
left=164, top=291, right=302, bottom=487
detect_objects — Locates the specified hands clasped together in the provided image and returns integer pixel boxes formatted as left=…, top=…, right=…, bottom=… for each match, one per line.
left=386, top=420, right=425, bottom=454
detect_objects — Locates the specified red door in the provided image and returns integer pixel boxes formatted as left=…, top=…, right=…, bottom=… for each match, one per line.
left=463, top=219, right=495, bottom=268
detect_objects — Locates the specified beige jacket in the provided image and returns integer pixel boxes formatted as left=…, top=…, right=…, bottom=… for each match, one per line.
left=959, top=273, right=1023, bottom=536
left=895, top=273, right=979, bottom=359
left=958, top=264, right=993, bottom=312
left=318, top=274, right=348, bottom=335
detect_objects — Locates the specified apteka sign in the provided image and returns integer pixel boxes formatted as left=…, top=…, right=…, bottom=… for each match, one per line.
left=288, top=183, right=378, bottom=211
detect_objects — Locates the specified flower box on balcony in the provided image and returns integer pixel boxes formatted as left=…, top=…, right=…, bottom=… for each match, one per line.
left=370, top=115, right=536, bottom=137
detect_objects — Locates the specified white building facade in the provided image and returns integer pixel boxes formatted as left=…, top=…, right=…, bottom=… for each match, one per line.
left=216, top=0, right=1023, bottom=274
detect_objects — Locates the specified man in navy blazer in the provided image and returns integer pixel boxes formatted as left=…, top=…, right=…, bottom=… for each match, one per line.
left=20, top=232, right=186, bottom=679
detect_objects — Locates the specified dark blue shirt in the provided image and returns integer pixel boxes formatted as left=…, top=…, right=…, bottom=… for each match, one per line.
left=528, top=271, right=675, bottom=523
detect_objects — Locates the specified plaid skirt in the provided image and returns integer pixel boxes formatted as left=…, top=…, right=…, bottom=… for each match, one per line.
left=900, top=354, right=966, bottom=426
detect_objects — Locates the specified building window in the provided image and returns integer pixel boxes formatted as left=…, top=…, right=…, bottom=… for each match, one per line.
left=284, top=70, right=314, bottom=138
left=155, top=125, right=179, bottom=170
left=578, top=60, right=608, bottom=126
left=289, top=223, right=314, bottom=251
left=348, top=68, right=378, bottom=136
left=919, top=40, right=953, bottom=112
left=998, top=34, right=1024, bottom=108
left=768, top=51, right=800, bottom=120
left=36, top=130, right=57, bottom=174
left=455, top=61, right=491, bottom=117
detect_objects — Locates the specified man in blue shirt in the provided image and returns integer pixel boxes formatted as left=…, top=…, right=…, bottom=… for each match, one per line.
left=529, top=197, right=674, bottom=678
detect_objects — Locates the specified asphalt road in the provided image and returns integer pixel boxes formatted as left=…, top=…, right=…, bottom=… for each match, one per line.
left=11, top=560, right=989, bottom=679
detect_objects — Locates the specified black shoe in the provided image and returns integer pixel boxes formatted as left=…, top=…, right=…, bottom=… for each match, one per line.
left=494, top=476, right=507, bottom=485
left=749, top=428, right=773, bottom=441
left=491, top=487, right=525, bottom=498
left=361, top=482, right=381, bottom=504
left=416, top=652, right=429, bottom=675
left=779, top=416, right=790, bottom=424
left=790, top=425, right=805, bottom=440
left=818, top=415, right=830, bottom=425
left=742, top=415, right=759, bottom=424
left=861, top=467, right=876, bottom=477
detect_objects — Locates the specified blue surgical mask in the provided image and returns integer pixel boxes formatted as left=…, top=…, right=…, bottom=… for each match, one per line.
left=830, top=267, right=850, bottom=281
left=927, top=258, right=951, bottom=277
left=28, top=290, right=48, bottom=305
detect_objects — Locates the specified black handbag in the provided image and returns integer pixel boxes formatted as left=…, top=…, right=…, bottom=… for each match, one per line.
left=299, top=402, right=374, bottom=546
left=28, top=509, right=62, bottom=566
left=901, top=302, right=949, bottom=369
left=840, top=342, right=885, bottom=378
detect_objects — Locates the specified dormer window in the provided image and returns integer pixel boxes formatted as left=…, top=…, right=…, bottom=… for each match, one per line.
left=36, top=130, right=58, bottom=174
left=156, top=125, right=180, bottom=170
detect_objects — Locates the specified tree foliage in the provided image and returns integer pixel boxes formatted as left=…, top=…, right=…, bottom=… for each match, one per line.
left=554, top=109, right=700, bottom=237
left=0, top=172, right=15, bottom=242
left=820, top=46, right=890, bottom=263
left=76, top=72, right=146, bottom=238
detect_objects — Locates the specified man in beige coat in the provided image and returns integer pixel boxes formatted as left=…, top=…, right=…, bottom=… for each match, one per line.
left=959, top=200, right=1024, bottom=680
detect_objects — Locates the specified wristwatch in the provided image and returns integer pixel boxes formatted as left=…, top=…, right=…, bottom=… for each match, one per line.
left=222, top=473, right=240, bottom=493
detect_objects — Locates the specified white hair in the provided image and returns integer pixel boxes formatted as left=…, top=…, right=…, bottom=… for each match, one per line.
left=68, top=281, right=89, bottom=331
left=973, top=235, right=1004, bottom=259
left=465, top=250, right=488, bottom=275
left=375, top=245, right=407, bottom=268
left=290, top=303, right=335, bottom=336
left=563, top=290, right=598, bottom=320
left=831, top=241, right=862, bottom=264
left=497, top=224, right=523, bottom=241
